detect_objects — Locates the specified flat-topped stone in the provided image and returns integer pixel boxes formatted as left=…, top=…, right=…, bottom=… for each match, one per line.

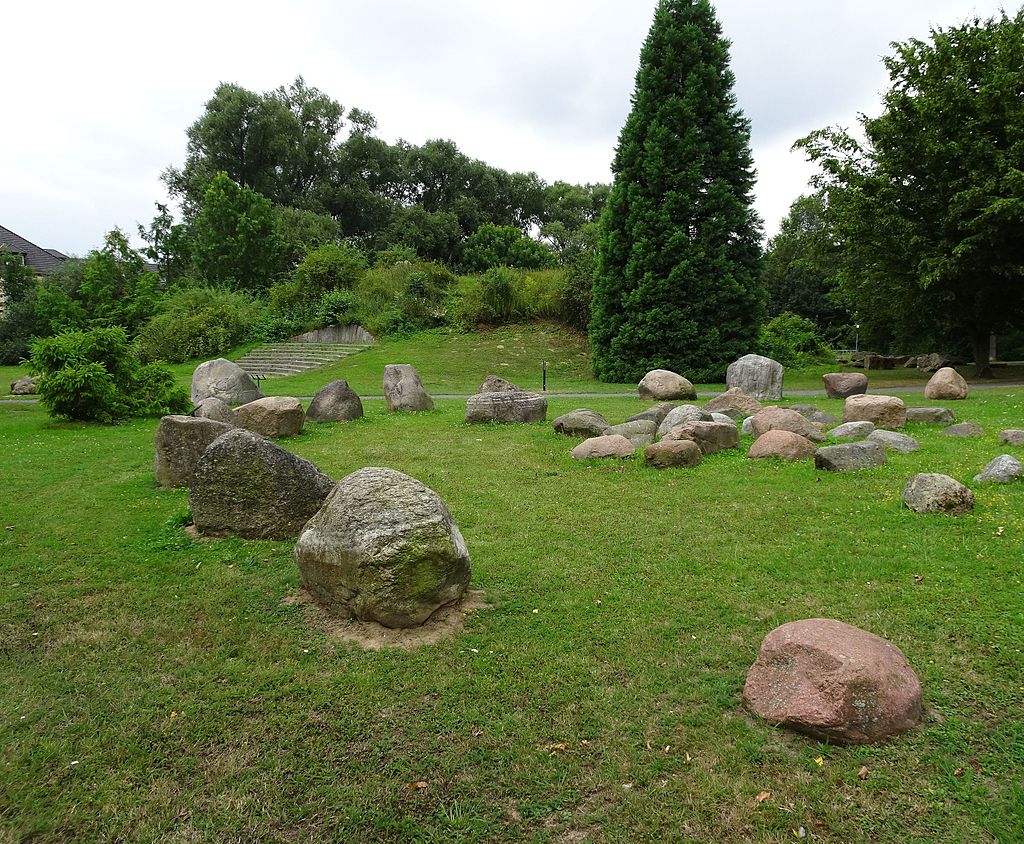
left=643, top=438, right=702, bottom=469
left=843, top=395, right=906, bottom=429
left=830, top=421, right=875, bottom=441
left=234, top=396, right=305, bottom=438
left=868, top=430, right=920, bottom=453
left=571, top=435, right=636, bottom=460
left=465, top=391, right=547, bottom=424
left=154, top=415, right=236, bottom=488
left=815, top=440, right=887, bottom=472
left=944, top=422, right=983, bottom=437
left=906, top=406, right=956, bottom=425
left=902, top=473, right=974, bottom=514
left=604, top=419, right=658, bottom=447
left=662, top=420, right=739, bottom=454
left=749, top=407, right=826, bottom=442
left=704, top=386, right=762, bottom=419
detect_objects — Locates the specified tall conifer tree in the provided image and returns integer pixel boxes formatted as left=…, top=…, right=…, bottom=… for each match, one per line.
left=590, top=0, right=764, bottom=382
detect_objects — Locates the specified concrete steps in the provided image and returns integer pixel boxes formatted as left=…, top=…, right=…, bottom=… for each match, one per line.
left=235, top=341, right=372, bottom=378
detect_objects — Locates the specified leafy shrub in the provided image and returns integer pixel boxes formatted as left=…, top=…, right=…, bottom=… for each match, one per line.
left=136, top=285, right=268, bottom=363
left=348, top=261, right=455, bottom=337
left=29, top=327, right=189, bottom=423
left=758, top=312, right=831, bottom=367
left=293, top=243, right=367, bottom=294
left=450, top=267, right=588, bottom=329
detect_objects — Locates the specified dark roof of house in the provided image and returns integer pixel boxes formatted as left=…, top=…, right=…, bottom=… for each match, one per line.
left=0, top=224, right=66, bottom=275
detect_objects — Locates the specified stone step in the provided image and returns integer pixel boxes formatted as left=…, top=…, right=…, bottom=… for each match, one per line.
left=233, top=339, right=371, bottom=378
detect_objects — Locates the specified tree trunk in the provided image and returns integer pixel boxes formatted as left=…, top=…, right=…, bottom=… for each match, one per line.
left=972, top=328, right=993, bottom=379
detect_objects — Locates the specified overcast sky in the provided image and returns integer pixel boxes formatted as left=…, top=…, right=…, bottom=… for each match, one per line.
left=1, top=0, right=1013, bottom=256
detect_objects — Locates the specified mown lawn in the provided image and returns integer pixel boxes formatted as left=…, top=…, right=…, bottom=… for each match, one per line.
left=2, top=381, right=1022, bottom=842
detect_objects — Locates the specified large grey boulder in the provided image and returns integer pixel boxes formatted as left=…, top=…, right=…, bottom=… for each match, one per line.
left=726, top=354, right=784, bottom=401
left=843, top=395, right=906, bottom=429
left=829, top=421, right=875, bottom=441
left=662, top=420, right=739, bottom=455
left=1000, top=429, right=1024, bottom=446
left=704, top=386, right=762, bottom=419
left=749, top=407, right=826, bottom=443
left=906, top=407, right=956, bottom=425
left=744, top=619, right=922, bottom=745
left=11, top=375, right=39, bottom=395
left=192, top=397, right=236, bottom=425
left=814, top=440, right=887, bottom=472
left=234, top=396, right=305, bottom=438
left=466, top=391, right=547, bottom=424
left=571, top=435, right=636, bottom=460
left=637, top=369, right=696, bottom=401
left=552, top=408, right=610, bottom=438
left=868, top=430, right=920, bottom=453
left=190, top=358, right=263, bottom=407
left=974, top=454, right=1024, bottom=484
left=643, top=439, right=702, bottom=469
left=902, top=473, right=974, bottom=514
left=657, top=404, right=713, bottom=438
left=924, top=367, right=968, bottom=400
left=747, top=430, right=817, bottom=461
left=189, top=429, right=335, bottom=540
left=295, top=468, right=471, bottom=629
left=154, top=415, right=235, bottom=489
left=383, top=364, right=433, bottom=412
left=306, top=380, right=363, bottom=422
left=944, top=422, right=983, bottom=438
left=821, top=372, right=867, bottom=399
left=709, top=412, right=738, bottom=426
left=916, top=353, right=954, bottom=373
left=604, top=419, right=658, bottom=447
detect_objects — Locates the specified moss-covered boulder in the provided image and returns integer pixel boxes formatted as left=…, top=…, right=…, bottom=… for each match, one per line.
left=188, top=429, right=334, bottom=539
left=295, top=468, right=471, bottom=629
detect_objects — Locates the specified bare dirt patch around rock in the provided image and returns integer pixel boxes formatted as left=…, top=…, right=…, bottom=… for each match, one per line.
left=283, top=589, right=490, bottom=650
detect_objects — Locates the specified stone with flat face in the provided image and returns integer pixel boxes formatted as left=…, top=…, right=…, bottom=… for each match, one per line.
left=383, top=364, right=433, bottom=412
left=743, top=618, right=923, bottom=745
left=465, top=391, right=547, bottom=424
left=704, top=386, right=763, bottom=418
left=192, top=396, right=236, bottom=425
left=189, top=429, right=335, bottom=540
left=234, top=396, right=305, bottom=438
left=974, top=454, right=1023, bottom=484
left=726, top=354, right=783, bottom=400
left=604, top=419, right=658, bottom=447
left=944, top=422, right=983, bottom=438
left=999, top=429, right=1024, bottom=446
left=295, top=467, right=471, bottom=629
left=868, top=430, right=920, bottom=453
left=829, top=421, right=874, bottom=441
left=656, top=405, right=713, bottom=438
left=662, top=420, right=739, bottom=454
left=906, top=407, right=956, bottom=425
left=571, top=435, right=636, bottom=459
left=814, top=440, right=887, bottom=472
left=154, top=415, right=235, bottom=488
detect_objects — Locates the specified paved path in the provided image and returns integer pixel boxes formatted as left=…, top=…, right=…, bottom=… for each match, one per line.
left=5, top=381, right=1022, bottom=407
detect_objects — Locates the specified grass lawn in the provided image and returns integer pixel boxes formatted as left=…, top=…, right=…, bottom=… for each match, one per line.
left=2, top=382, right=1023, bottom=842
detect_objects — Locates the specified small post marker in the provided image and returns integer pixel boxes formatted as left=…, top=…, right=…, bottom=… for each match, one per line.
left=542, top=360, right=547, bottom=392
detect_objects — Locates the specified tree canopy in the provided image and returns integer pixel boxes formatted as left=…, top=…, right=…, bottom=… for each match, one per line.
left=589, top=0, right=764, bottom=383
left=798, top=10, right=1024, bottom=374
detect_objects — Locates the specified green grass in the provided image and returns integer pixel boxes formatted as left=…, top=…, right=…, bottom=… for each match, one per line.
left=2, top=384, right=1023, bottom=842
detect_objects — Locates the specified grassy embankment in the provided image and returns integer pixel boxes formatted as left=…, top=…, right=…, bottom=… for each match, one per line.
left=5, top=324, right=1023, bottom=400
left=1, top=335, right=1022, bottom=841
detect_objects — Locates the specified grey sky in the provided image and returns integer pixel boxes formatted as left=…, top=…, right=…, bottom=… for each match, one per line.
left=1, top=0, right=1012, bottom=256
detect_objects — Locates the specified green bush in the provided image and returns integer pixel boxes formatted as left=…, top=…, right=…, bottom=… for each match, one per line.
left=136, top=286, right=268, bottom=363
left=757, top=312, right=832, bottom=367
left=460, top=223, right=556, bottom=272
left=348, top=261, right=455, bottom=337
left=293, top=243, right=367, bottom=294
left=29, top=327, right=189, bottom=423
left=450, top=267, right=587, bottom=329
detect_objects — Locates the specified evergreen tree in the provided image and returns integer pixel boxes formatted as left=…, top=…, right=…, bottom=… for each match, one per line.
left=590, top=0, right=764, bottom=382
